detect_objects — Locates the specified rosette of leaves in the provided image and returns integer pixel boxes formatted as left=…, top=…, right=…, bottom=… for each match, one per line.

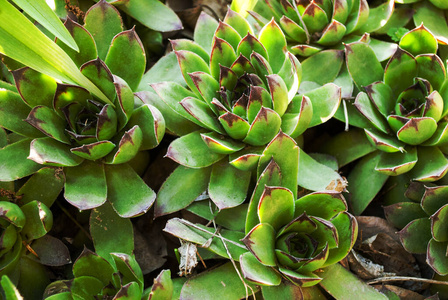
left=325, top=25, right=448, bottom=214
left=0, top=1, right=164, bottom=218
left=250, top=0, right=395, bottom=57
left=384, top=182, right=448, bottom=275
left=153, top=10, right=342, bottom=217
left=163, top=132, right=357, bottom=297
left=43, top=248, right=146, bottom=299
left=240, top=132, right=358, bottom=291
left=0, top=133, right=70, bottom=298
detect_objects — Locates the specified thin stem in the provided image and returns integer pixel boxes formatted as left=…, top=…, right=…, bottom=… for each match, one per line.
left=367, top=276, right=448, bottom=286
left=177, top=219, right=247, bottom=249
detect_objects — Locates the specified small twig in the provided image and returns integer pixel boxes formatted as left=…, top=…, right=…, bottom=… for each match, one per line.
left=23, top=241, right=39, bottom=258
left=177, top=219, right=247, bottom=249
left=367, top=276, right=448, bottom=286
left=56, top=201, right=92, bottom=241
left=210, top=219, right=255, bottom=300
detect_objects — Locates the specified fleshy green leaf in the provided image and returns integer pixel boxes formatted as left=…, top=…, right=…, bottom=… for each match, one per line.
left=29, top=138, right=84, bottom=167
left=105, top=28, right=145, bottom=91
left=427, top=239, right=448, bottom=275
left=166, top=131, right=225, bottom=168
left=17, top=167, right=64, bottom=207
left=20, top=201, right=53, bottom=241
left=242, top=223, right=277, bottom=266
left=301, top=84, right=341, bottom=127
left=193, top=12, right=219, bottom=55
left=257, top=187, right=294, bottom=231
left=64, top=161, right=107, bottom=210
left=208, top=162, right=251, bottom=210
left=155, top=166, right=211, bottom=217
left=90, top=202, right=133, bottom=263
left=398, top=218, right=431, bottom=254
left=384, top=48, right=417, bottom=94
left=399, top=24, right=438, bottom=56
left=116, top=0, right=182, bottom=32
left=56, top=19, right=96, bottom=68
left=240, top=252, right=281, bottom=286
left=105, top=163, right=156, bottom=218
left=297, top=148, right=347, bottom=192
left=84, top=0, right=123, bottom=61
left=0, top=139, right=42, bottom=181
left=180, top=262, right=257, bottom=299
left=410, top=146, right=448, bottom=182
left=301, top=50, right=344, bottom=85
left=258, top=19, right=286, bottom=73
left=0, top=88, right=44, bottom=137
left=345, top=42, right=384, bottom=89
left=348, top=151, right=389, bottom=215
left=320, top=263, right=388, bottom=299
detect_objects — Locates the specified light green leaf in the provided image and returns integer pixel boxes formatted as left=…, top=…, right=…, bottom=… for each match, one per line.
left=11, top=0, right=79, bottom=51
left=0, top=0, right=111, bottom=104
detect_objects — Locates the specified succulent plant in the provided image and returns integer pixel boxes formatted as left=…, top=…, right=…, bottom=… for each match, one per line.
left=153, top=9, right=342, bottom=217
left=325, top=25, right=448, bottom=214
left=250, top=0, right=394, bottom=57
left=0, top=1, right=164, bottom=218
left=384, top=182, right=448, bottom=275
left=0, top=137, right=70, bottom=298
left=240, top=132, right=357, bottom=289
left=163, top=132, right=357, bottom=297
left=43, top=248, right=145, bottom=299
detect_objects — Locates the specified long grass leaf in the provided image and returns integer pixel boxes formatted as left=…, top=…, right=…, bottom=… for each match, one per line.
left=11, top=0, right=79, bottom=51
left=0, top=0, right=112, bottom=105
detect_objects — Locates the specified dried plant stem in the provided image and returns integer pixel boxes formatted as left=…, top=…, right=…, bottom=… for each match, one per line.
left=211, top=218, right=256, bottom=300
left=178, top=218, right=246, bottom=249
left=367, top=276, right=448, bottom=286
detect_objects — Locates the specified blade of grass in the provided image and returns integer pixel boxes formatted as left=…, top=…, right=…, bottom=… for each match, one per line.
left=0, top=0, right=112, bottom=105
left=11, top=0, right=79, bottom=51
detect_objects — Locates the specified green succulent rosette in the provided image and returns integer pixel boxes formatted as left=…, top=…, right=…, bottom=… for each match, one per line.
left=384, top=182, right=448, bottom=275
left=250, top=0, right=394, bottom=57
left=163, top=132, right=357, bottom=295
left=240, top=132, right=357, bottom=289
left=325, top=25, right=448, bottom=214
left=0, top=143, right=70, bottom=298
left=0, top=1, right=164, bottom=218
left=153, top=10, right=342, bottom=217
left=43, top=248, right=145, bottom=299
left=345, top=25, right=448, bottom=179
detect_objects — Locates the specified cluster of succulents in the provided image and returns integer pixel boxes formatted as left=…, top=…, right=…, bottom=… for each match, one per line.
left=3, top=0, right=448, bottom=298
left=0, top=1, right=164, bottom=218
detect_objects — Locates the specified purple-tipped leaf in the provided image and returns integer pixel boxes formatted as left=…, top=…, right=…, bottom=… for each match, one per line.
left=257, top=186, right=294, bottom=231
left=29, top=138, right=84, bottom=167
left=375, top=147, right=418, bottom=176
left=166, top=131, right=225, bottom=168
left=105, top=28, right=145, bottom=91
left=56, top=18, right=97, bottom=68
left=12, top=67, right=57, bottom=108
left=80, top=58, right=116, bottom=101
left=84, top=1, right=123, bottom=60
left=240, top=252, right=281, bottom=286
left=242, top=223, right=277, bottom=266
